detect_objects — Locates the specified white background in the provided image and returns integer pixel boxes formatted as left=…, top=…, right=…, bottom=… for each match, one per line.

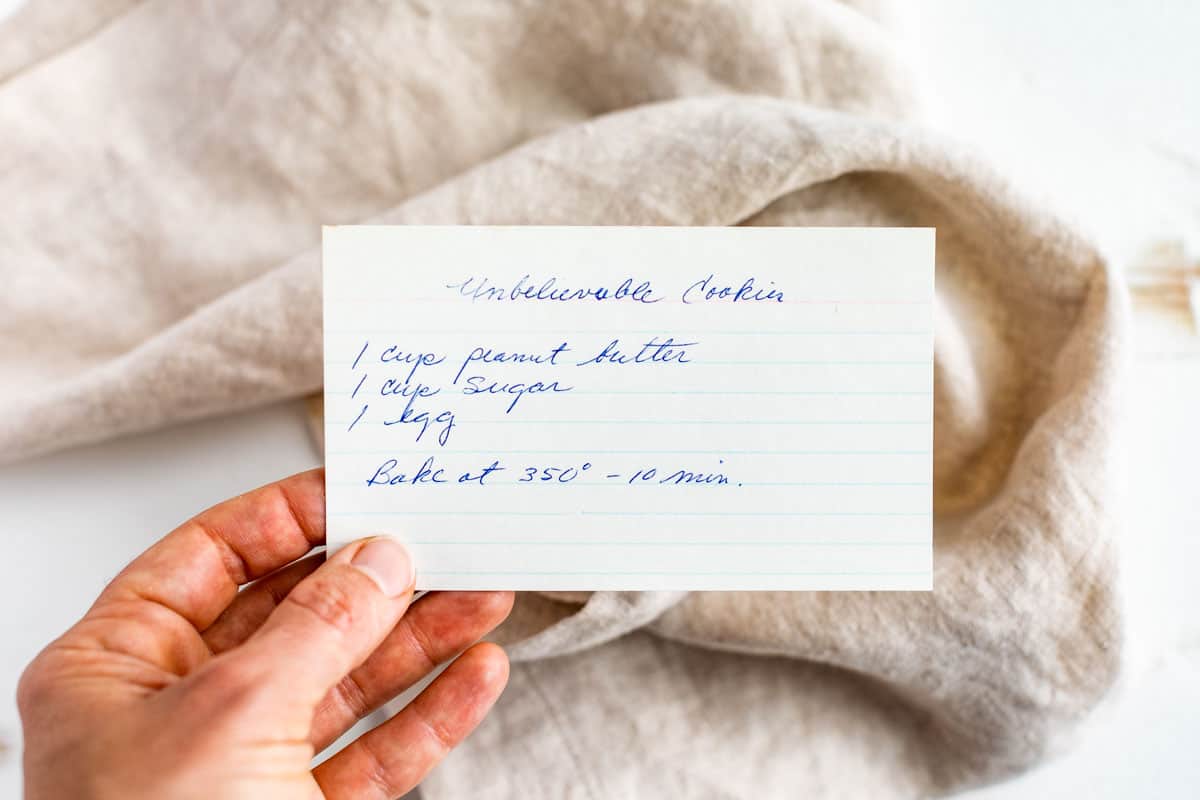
left=1, top=1, right=1198, bottom=796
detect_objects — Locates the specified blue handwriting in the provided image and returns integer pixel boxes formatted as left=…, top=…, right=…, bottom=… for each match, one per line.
left=574, top=337, right=696, bottom=367
left=461, top=376, right=574, bottom=413
left=452, top=342, right=571, bottom=385
left=364, top=458, right=734, bottom=487
left=682, top=274, right=784, bottom=304
left=447, top=275, right=661, bottom=304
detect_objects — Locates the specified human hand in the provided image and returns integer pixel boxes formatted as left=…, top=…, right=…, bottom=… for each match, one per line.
left=18, top=469, right=514, bottom=799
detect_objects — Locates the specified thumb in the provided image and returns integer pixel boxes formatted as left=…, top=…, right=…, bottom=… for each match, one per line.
left=223, top=536, right=416, bottom=709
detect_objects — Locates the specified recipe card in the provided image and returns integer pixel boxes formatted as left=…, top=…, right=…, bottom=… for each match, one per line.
left=323, top=226, right=934, bottom=591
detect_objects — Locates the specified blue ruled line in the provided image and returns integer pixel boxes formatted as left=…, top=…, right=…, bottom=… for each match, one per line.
left=326, top=419, right=932, bottom=426
left=406, top=540, right=927, bottom=547
left=328, top=359, right=930, bottom=367
left=325, top=329, right=932, bottom=336
left=327, top=481, right=931, bottom=488
left=328, top=510, right=930, bottom=517
left=325, top=389, right=933, bottom=396
left=326, top=449, right=931, bottom=456
left=695, top=360, right=930, bottom=366
left=418, top=570, right=932, bottom=577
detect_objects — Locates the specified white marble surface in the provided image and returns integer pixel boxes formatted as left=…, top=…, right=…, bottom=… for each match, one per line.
left=2, top=1, right=1198, bottom=797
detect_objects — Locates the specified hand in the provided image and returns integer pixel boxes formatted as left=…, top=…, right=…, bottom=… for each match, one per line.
left=18, top=469, right=514, bottom=799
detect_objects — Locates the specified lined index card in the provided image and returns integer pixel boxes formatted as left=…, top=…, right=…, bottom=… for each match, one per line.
left=323, top=226, right=934, bottom=591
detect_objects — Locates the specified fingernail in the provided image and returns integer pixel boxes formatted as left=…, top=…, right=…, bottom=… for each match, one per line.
left=351, top=537, right=415, bottom=597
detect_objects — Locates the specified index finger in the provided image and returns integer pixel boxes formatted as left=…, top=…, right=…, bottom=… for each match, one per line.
left=92, top=468, right=327, bottom=632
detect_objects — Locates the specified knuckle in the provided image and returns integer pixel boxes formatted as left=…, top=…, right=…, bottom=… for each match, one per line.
left=16, top=657, right=52, bottom=717
left=412, top=704, right=457, bottom=756
left=261, top=482, right=320, bottom=549
left=359, top=733, right=408, bottom=798
left=401, top=618, right=440, bottom=673
left=332, top=672, right=371, bottom=720
left=285, top=571, right=364, bottom=637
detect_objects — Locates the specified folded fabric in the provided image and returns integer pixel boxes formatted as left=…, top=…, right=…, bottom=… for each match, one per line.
left=0, top=1, right=1127, bottom=797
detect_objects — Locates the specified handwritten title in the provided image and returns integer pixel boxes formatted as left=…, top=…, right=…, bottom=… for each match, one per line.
left=445, top=273, right=785, bottom=305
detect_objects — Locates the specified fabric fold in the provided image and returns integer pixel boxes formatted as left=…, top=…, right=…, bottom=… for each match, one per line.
left=0, top=2, right=1126, bottom=798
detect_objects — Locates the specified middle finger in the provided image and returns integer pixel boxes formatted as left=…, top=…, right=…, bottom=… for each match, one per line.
left=310, top=590, right=514, bottom=751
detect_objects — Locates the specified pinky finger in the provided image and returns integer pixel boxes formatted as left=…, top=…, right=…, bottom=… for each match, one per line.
left=313, top=642, right=509, bottom=800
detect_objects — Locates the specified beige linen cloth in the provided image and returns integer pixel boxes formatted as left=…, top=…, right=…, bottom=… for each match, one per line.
left=0, top=1, right=1127, bottom=797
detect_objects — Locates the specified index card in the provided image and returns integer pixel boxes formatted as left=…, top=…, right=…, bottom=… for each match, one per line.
left=323, top=226, right=934, bottom=591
